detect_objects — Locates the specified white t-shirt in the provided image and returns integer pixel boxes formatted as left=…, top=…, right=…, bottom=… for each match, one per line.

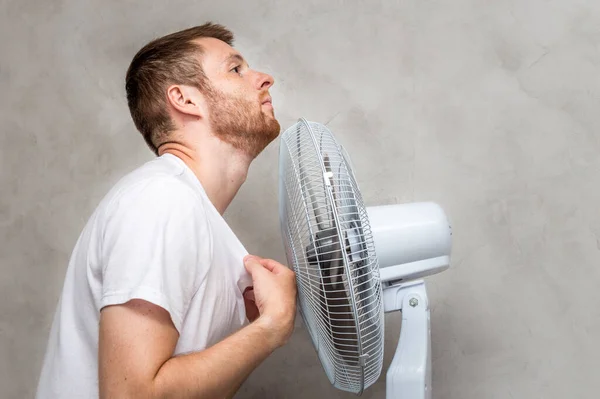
left=36, top=153, right=253, bottom=398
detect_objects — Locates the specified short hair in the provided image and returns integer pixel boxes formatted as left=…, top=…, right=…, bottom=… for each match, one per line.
left=125, top=22, right=234, bottom=155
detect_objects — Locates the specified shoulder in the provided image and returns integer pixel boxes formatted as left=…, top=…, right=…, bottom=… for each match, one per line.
left=96, top=171, right=210, bottom=239
left=97, top=174, right=214, bottom=263
left=92, top=157, right=213, bottom=247
left=108, top=176, right=200, bottom=216
left=103, top=156, right=204, bottom=215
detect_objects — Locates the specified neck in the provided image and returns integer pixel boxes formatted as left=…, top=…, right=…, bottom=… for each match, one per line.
left=159, top=134, right=253, bottom=215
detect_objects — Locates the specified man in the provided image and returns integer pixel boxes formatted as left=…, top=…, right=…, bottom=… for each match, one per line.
left=36, top=22, right=297, bottom=399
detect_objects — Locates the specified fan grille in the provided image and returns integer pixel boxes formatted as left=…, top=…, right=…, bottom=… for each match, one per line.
left=278, top=119, right=384, bottom=394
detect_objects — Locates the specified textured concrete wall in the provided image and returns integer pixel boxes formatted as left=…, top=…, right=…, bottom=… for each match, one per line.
left=2, top=0, right=600, bottom=398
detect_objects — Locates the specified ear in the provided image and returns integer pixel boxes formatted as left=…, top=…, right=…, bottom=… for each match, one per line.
left=166, top=84, right=204, bottom=119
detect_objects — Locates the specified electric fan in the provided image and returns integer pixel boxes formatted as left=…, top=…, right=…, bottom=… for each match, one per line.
left=278, top=118, right=452, bottom=398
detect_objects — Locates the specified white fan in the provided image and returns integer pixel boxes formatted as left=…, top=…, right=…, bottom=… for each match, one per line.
left=278, top=118, right=452, bottom=398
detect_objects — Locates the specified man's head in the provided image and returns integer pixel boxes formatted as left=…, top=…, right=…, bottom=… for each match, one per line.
left=125, top=23, right=280, bottom=158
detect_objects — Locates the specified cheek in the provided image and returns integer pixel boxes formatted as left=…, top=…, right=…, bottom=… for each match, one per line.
left=222, top=87, right=253, bottom=107
left=217, top=77, right=251, bottom=96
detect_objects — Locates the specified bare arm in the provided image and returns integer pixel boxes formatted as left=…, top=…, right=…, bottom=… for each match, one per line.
left=99, top=256, right=296, bottom=399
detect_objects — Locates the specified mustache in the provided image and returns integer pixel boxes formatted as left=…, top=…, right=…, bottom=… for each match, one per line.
left=260, top=92, right=272, bottom=104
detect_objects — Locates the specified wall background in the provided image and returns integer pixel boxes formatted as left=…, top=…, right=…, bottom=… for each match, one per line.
left=2, top=0, right=599, bottom=398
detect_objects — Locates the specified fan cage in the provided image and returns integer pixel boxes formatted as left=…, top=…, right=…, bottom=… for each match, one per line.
left=278, top=119, right=384, bottom=394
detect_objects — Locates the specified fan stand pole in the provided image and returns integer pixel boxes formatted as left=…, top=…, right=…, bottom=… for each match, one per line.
left=383, top=279, right=432, bottom=399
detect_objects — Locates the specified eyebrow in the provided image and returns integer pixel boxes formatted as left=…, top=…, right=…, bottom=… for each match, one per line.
left=224, top=53, right=248, bottom=67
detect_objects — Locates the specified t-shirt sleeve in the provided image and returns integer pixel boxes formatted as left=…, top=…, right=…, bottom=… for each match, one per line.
left=98, top=177, right=211, bottom=333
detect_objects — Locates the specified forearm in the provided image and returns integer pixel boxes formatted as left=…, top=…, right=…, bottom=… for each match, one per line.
left=151, top=319, right=277, bottom=399
left=99, top=256, right=296, bottom=399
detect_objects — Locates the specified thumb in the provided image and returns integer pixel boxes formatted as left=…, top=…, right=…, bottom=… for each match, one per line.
left=243, top=255, right=267, bottom=277
left=257, top=258, right=290, bottom=275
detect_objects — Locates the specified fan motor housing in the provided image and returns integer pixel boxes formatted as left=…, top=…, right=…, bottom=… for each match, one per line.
left=366, top=202, right=452, bottom=284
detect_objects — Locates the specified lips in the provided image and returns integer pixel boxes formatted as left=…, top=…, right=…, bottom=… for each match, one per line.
left=262, top=97, right=272, bottom=105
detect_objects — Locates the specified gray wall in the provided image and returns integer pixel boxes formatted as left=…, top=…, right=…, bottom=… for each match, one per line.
left=2, top=0, right=599, bottom=398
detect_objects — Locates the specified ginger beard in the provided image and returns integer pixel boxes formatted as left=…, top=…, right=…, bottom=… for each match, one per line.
left=205, top=84, right=280, bottom=159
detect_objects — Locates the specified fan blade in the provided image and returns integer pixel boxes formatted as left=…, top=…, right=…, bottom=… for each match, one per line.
left=297, top=123, right=328, bottom=231
left=323, top=153, right=342, bottom=282
left=322, top=154, right=359, bottom=366
left=307, top=180, right=328, bottom=230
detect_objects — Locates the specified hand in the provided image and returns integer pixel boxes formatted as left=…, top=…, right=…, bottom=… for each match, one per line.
left=243, top=255, right=297, bottom=347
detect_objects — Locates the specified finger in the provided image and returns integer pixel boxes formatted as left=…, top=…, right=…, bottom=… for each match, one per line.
left=243, top=287, right=255, bottom=301
left=244, top=254, right=264, bottom=263
left=244, top=289, right=255, bottom=302
left=258, top=258, right=290, bottom=274
left=243, top=257, right=269, bottom=278
left=244, top=298, right=259, bottom=322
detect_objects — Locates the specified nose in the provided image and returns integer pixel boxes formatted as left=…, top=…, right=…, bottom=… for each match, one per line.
left=255, top=70, right=274, bottom=90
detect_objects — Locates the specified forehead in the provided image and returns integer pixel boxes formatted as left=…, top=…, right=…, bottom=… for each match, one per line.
left=193, top=37, right=243, bottom=71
